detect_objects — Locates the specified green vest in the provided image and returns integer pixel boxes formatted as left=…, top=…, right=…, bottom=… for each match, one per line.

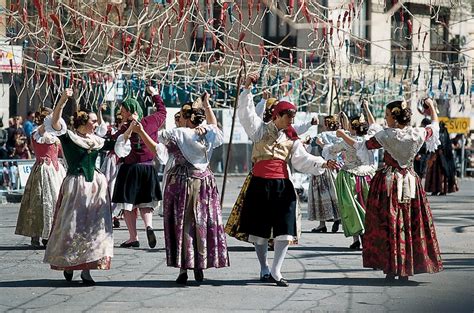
left=59, top=133, right=101, bottom=183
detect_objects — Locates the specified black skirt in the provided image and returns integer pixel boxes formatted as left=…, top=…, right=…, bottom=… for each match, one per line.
left=238, top=176, right=297, bottom=239
left=112, top=163, right=162, bottom=205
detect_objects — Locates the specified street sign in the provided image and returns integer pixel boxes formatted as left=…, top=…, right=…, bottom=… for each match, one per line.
left=438, top=117, right=471, bottom=134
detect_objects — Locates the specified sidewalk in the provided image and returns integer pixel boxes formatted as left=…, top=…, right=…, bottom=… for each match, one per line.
left=0, top=177, right=473, bottom=312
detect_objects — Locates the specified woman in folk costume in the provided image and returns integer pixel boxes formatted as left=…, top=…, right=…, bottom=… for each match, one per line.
left=15, top=107, right=66, bottom=248
left=43, top=88, right=113, bottom=285
left=113, top=86, right=166, bottom=249
left=326, top=100, right=377, bottom=249
left=225, top=92, right=318, bottom=243
left=337, top=98, right=443, bottom=281
left=236, top=74, right=338, bottom=287
left=306, top=115, right=342, bottom=233
left=99, top=109, right=124, bottom=228
left=131, top=93, right=229, bottom=285
left=424, top=121, right=459, bottom=195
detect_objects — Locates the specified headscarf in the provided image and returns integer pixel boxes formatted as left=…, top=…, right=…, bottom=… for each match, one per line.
left=272, top=100, right=299, bottom=141
left=121, top=98, right=143, bottom=121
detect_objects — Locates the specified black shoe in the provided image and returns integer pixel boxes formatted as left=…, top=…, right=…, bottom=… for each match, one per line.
left=268, top=274, right=289, bottom=287
left=80, top=273, right=96, bottom=286
left=176, top=272, right=188, bottom=285
left=120, top=241, right=140, bottom=248
left=63, top=270, right=73, bottom=282
left=385, top=273, right=396, bottom=281
left=331, top=221, right=340, bottom=233
left=193, top=269, right=204, bottom=282
left=31, top=237, right=41, bottom=247
left=41, top=239, right=48, bottom=248
left=268, top=241, right=274, bottom=251
left=146, top=227, right=157, bottom=248
left=113, top=218, right=120, bottom=228
left=398, top=276, right=409, bottom=282
left=311, top=226, right=327, bottom=233
left=260, top=273, right=271, bottom=282
left=349, top=241, right=361, bottom=250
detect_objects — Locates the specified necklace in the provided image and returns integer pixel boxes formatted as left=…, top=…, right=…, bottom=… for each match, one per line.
left=75, top=130, right=89, bottom=137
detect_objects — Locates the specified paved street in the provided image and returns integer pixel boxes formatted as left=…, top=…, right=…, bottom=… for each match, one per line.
left=0, top=176, right=473, bottom=312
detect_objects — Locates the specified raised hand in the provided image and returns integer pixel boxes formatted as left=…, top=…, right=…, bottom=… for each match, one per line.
left=146, top=85, right=159, bottom=96
left=244, top=73, right=259, bottom=89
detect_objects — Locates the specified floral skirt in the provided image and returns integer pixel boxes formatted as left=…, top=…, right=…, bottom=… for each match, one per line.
left=15, top=162, right=66, bottom=239
left=362, top=167, right=443, bottom=276
left=163, top=166, right=229, bottom=270
left=307, top=169, right=340, bottom=221
left=44, top=173, right=113, bottom=270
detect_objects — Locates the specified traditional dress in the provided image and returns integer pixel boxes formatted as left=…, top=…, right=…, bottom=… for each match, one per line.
left=325, top=132, right=376, bottom=238
left=307, top=132, right=340, bottom=222
left=15, top=117, right=66, bottom=242
left=359, top=123, right=443, bottom=277
left=425, top=124, right=458, bottom=195
left=160, top=125, right=229, bottom=270
left=113, top=95, right=166, bottom=212
left=44, top=120, right=113, bottom=271
left=225, top=102, right=315, bottom=244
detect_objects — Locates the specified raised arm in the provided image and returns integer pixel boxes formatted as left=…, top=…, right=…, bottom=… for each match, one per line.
left=424, top=98, right=438, bottom=122
left=339, top=111, right=350, bottom=131
left=52, top=88, right=73, bottom=131
left=336, top=129, right=357, bottom=146
left=362, top=99, right=376, bottom=125
left=237, top=74, right=266, bottom=141
left=202, top=92, right=217, bottom=125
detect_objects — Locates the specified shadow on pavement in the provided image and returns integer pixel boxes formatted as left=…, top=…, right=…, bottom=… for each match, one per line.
left=0, top=245, right=45, bottom=251
left=290, top=277, right=425, bottom=287
left=0, top=279, right=256, bottom=288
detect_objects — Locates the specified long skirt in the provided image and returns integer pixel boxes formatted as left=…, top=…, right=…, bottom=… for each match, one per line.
left=100, top=153, right=120, bottom=216
left=44, top=173, right=113, bottom=270
left=362, top=167, right=443, bottom=277
left=163, top=166, right=229, bottom=270
left=225, top=173, right=302, bottom=244
left=112, top=163, right=162, bottom=211
left=425, top=153, right=459, bottom=194
left=15, top=161, right=66, bottom=239
left=307, top=169, right=340, bottom=221
left=239, top=176, right=297, bottom=239
left=335, top=171, right=371, bottom=237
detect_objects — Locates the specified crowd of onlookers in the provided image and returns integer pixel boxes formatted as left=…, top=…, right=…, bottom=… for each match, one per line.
left=0, top=111, right=36, bottom=190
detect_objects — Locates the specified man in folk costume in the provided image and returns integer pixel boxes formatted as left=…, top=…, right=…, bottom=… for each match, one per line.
left=236, top=74, right=338, bottom=286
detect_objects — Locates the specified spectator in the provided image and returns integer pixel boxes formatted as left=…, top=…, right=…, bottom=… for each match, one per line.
left=23, top=111, right=36, bottom=141
left=2, top=161, right=10, bottom=189
left=7, top=116, right=25, bottom=155
left=11, top=130, right=31, bottom=159
left=9, top=161, right=19, bottom=190
left=0, top=119, right=8, bottom=148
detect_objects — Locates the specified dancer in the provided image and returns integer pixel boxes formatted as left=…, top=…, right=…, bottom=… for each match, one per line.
left=330, top=101, right=377, bottom=249
left=413, top=118, right=432, bottom=179
left=226, top=94, right=318, bottom=244
left=307, top=115, right=342, bottom=233
left=43, top=88, right=113, bottom=285
left=113, top=86, right=166, bottom=248
left=15, top=107, right=66, bottom=248
left=337, top=98, right=443, bottom=281
left=425, top=121, right=459, bottom=195
left=236, top=74, right=337, bottom=287
left=132, top=93, right=229, bottom=285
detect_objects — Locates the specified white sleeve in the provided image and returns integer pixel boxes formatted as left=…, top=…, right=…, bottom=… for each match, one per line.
left=353, top=139, right=375, bottom=165
left=237, top=88, right=266, bottom=142
left=255, top=98, right=266, bottom=119
left=155, top=142, right=169, bottom=165
left=43, top=114, right=67, bottom=136
left=425, top=121, right=440, bottom=153
left=323, top=141, right=345, bottom=160
left=204, top=124, right=224, bottom=149
left=114, top=134, right=132, bottom=158
left=95, top=122, right=108, bottom=138
left=291, top=140, right=327, bottom=176
left=367, top=123, right=384, bottom=137
left=294, top=120, right=312, bottom=135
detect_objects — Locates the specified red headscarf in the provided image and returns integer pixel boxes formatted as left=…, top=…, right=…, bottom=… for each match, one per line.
left=272, top=101, right=299, bottom=141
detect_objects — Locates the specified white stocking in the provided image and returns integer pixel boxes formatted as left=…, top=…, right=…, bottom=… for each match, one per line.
left=271, top=240, right=289, bottom=281
left=255, top=242, right=270, bottom=276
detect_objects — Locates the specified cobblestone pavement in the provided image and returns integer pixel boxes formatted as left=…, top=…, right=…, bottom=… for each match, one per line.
left=0, top=176, right=473, bottom=312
